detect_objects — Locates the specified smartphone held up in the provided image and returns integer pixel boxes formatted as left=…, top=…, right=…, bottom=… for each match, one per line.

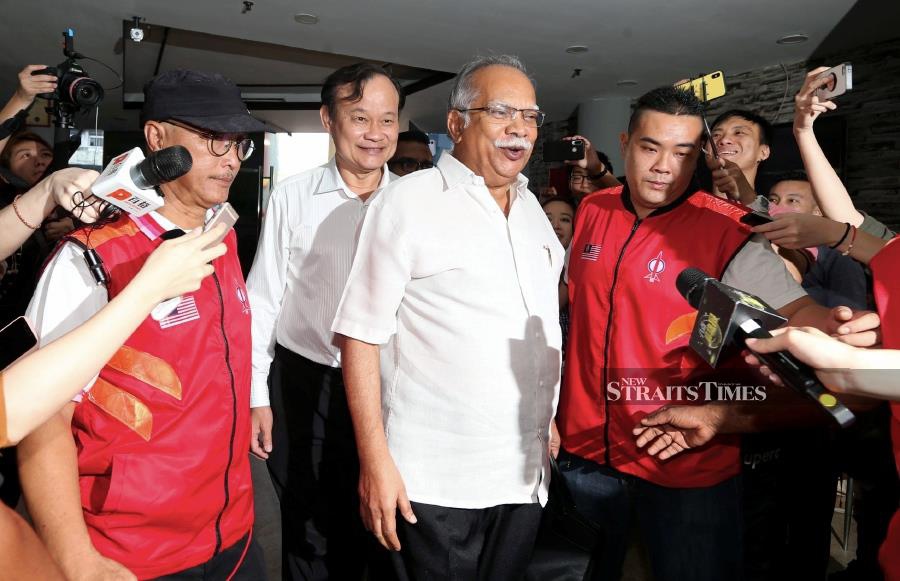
left=815, top=63, right=852, bottom=100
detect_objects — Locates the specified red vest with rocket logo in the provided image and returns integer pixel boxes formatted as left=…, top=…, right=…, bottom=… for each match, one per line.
left=66, top=213, right=254, bottom=579
left=871, top=238, right=900, bottom=580
left=560, top=185, right=754, bottom=488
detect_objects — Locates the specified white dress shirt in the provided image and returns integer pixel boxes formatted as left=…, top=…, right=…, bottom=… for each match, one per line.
left=246, top=158, right=392, bottom=407
left=332, top=153, right=564, bottom=509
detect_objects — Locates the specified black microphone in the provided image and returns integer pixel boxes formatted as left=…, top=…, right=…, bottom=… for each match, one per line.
left=91, top=146, right=193, bottom=216
left=676, top=267, right=855, bottom=428
left=132, top=145, right=193, bottom=189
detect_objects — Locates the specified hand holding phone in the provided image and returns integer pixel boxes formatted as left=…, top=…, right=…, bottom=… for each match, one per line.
left=203, top=203, right=238, bottom=250
left=815, top=63, right=852, bottom=100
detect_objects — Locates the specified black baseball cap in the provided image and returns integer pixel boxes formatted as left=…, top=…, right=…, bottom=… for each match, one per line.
left=140, top=69, right=266, bottom=134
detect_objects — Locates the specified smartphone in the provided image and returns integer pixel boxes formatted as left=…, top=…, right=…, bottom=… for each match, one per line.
left=740, top=211, right=774, bottom=227
left=203, top=202, right=238, bottom=250
left=816, top=63, right=853, bottom=100
left=0, top=316, right=38, bottom=370
left=677, top=71, right=727, bottom=102
left=703, top=117, right=720, bottom=160
left=544, top=139, right=585, bottom=163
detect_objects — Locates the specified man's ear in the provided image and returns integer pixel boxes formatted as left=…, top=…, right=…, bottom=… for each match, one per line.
left=447, top=110, right=465, bottom=144
left=144, top=121, right=165, bottom=152
left=320, top=105, right=333, bottom=133
left=758, top=144, right=771, bottom=163
left=619, top=131, right=628, bottom=158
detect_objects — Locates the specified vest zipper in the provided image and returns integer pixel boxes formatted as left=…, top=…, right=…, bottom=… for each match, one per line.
left=212, top=272, right=237, bottom=556
left=602, top=217, right=642, bottom=465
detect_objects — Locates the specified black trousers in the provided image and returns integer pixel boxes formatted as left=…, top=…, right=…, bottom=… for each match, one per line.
left=392, top=501, right=542, bottom=581
left=741, top=430, right=837, bottom=581
left=151, top=532, right=266, bottom=580
left=267, top=345, right=389, bottom=580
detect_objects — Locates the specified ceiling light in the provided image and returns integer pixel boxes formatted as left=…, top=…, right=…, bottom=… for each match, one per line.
left=294, top=13, right=319, bottom=25
left=616, top=79, right=638, bottom=87
left=565, top=45, right=589, bottom=54
left=776, top=33, right=808, bottom=45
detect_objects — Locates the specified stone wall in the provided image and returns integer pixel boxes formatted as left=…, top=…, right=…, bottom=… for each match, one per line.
left=528, top=36, right=900, bottom=230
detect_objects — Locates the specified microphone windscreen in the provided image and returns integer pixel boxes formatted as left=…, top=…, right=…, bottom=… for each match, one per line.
left=676, top=267, right=711, bottom=308
left=139, top=145, right=193, bottom=186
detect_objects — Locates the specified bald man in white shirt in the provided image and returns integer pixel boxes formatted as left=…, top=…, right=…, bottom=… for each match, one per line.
left=333, top=55, right=563, bottom=581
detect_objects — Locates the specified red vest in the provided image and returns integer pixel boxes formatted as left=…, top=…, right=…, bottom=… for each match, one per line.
left=871, top=238, right=900, bottom=580
left=560, top=185, right=754, bottom=488
left=66, top=213, right=254, bottom=579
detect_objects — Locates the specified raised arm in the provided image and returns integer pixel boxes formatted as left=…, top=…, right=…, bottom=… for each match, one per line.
left=793, top=67, right=864, bottom=226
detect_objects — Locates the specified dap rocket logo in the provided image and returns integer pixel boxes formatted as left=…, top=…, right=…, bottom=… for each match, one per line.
left=644, top=251, right=666, bottom=283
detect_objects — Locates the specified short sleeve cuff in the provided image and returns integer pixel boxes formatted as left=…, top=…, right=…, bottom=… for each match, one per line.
left=331, top=317, right=394, bottom=346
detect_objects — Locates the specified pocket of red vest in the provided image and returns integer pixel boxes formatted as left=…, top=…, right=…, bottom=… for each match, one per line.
left=99, top=453, right=211, bottom=526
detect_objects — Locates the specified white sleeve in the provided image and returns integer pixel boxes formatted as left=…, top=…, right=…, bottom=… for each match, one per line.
left=246, top=189, right=291, bottom=408
left=25, top=241, right=109, bottom=395
left=331, top=196, right=412, bottom=344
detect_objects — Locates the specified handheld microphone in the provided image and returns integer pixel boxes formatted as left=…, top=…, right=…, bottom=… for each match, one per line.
left=90, top=146, right=193, bottom=216
left=676, top=267, right=855, bottom=428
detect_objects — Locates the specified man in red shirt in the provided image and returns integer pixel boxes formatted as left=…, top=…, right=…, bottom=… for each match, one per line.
left=558, top=86, right=875, bottom=581
left=18, top=70, right=265, bottom=580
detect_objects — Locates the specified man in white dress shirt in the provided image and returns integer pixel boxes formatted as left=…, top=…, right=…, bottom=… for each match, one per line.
left=332, top=55, right=563, bottom=580
left=246, top=63, right=402, bottom=580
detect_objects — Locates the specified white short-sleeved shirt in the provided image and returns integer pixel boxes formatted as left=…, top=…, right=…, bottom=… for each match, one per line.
left=332, top=153, right=565, bottom=509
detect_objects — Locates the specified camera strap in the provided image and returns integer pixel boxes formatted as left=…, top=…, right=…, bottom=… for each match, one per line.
left=0, top=109, right=27, bottom=141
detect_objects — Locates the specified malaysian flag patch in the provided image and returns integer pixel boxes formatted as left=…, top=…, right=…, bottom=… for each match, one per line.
left=581, top=243, right=602, bottom=261
left=159, top=296, right=200, bottom=329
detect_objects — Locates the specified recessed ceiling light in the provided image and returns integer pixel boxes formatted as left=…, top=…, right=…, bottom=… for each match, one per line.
left=294, top=13, right=319, bottom=25
left=776, top=33, right=808, bottom=45
left=565, top=45, right=589, bottom=54
left=616, top=79, right=638, bottom=87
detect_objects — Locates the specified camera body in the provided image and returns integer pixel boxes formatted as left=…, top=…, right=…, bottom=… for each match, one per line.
left=31, top=28, right=104, bottom=128
left=34, top=60, right=104, bottom=109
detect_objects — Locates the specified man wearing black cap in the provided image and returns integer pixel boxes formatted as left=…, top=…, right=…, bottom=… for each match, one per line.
left=18, top=70, right=267, bottom=580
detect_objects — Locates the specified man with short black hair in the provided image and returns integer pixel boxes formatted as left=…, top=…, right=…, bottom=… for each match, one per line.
left=247, top=62, right=402, bottom=580
left=708, top=109, right=773, bottom=207
left=559, top=86, right=872, bottom=581
left=388, top=129, right=433, bottom=176
left=19, top=69, right=266, bottom=580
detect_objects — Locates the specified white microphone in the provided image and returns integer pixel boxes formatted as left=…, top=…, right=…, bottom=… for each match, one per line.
left=90, top=146, right=193, bottom=216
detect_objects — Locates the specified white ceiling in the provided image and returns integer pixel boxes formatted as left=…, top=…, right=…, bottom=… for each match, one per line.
left=0, top=0, right=861, bottom=133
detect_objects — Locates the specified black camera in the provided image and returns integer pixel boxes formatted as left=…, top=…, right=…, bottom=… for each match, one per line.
left=32, top=29, right=104, bottom=128
left=34, top=61, right=104, bottom=108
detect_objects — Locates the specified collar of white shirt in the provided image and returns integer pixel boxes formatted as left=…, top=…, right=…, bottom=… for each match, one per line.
left=315, top=156, right=392, bottom=200
left=437, top=152, right=530, bottom=201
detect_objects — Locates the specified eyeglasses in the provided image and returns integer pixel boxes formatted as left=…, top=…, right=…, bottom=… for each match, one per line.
left=455, top=104, right=546, bottom=127
left=166, top=120, right=255, bottom=161
left=388, top=157, right=434, bottom=173
left=569, top=175, right=593, bottom=184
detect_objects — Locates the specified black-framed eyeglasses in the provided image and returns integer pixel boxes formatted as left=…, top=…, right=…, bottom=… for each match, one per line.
left=455, top=104, right=546, bottom=127
left=569, top=174, right=593, bottom=184
left=388, top=157, right=434, bottom=173
left=166, top=119, right=255, bottom=161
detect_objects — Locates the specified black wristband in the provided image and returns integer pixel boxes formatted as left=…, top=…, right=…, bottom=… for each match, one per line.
left=829, top=222, right=852, bottom=249
left=589, top=165, right=609, bottom=180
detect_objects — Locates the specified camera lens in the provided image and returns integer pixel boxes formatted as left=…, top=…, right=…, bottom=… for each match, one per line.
left=68, top=76, right=104, bottom=107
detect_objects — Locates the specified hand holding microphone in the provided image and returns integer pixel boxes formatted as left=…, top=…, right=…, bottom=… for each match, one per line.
left=676, top=267, right=856, bottom=427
